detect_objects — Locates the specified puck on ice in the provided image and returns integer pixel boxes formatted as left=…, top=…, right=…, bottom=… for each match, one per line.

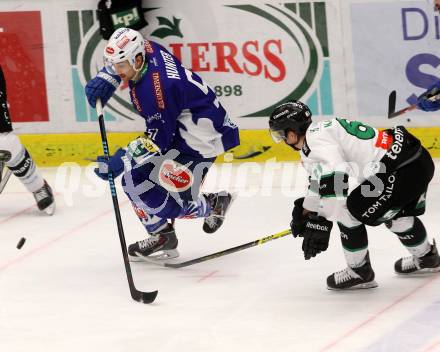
left=17, top=237, right=26, bottom=249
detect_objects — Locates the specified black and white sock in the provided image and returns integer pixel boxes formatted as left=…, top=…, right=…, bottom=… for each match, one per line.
left=0, top=132, right=44, bottom=193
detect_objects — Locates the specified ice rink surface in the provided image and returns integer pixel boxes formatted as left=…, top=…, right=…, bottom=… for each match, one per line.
left=1, top=162, right=440, bottom=352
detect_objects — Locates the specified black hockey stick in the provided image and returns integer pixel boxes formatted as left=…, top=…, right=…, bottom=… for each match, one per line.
left=96, top=99, right=158, bottom=304
left=144, top=229, right=292, bottom=268
left=388, top=90, right=440, bottom=119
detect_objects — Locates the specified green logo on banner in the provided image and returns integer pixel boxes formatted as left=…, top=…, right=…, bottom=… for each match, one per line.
left=111, top=7, right=141, bottom=28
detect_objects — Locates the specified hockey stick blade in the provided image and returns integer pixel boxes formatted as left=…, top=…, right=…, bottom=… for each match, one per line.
left=96, top=98, right=158, bottom=304
left=142, top=229, right=292, bottom=268
left=131, top=288, right=158, bottom=304
left=387, top=90, right=396, bottom=118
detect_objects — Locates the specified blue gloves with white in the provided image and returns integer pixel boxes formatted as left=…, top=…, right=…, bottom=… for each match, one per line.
left=417, top=81, right=440, bottom=112
left=85, top=68, right=121, bottom=108
left=94, top=148, right=126, bottom=180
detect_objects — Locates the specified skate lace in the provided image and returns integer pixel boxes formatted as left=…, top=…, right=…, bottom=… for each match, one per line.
left=33, top=187, right=49, bottom=202
left=138, top=236, right=159, bottom=250
left=401, top=256, right=420, bottom=271
left=334, top=267, right=361, bottom=285
left=205, top=215, right=221, bottom=229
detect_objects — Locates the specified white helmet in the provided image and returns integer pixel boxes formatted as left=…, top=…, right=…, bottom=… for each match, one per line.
left=103, top=27, right=146, bottom=74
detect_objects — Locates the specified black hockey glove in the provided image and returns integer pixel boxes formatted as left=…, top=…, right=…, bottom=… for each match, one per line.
left=290, top=197, right=306, bottom=237
left=301, top=214, right=333, bottom=260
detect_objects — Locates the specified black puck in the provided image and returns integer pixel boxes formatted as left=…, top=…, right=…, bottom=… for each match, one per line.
left=17, top=237, right=26, bottom=249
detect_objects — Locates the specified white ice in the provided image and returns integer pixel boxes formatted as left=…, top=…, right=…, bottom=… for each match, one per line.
left=1, top=162, right=440, bottom=352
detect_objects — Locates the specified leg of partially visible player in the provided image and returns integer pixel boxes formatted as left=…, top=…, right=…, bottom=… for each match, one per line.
left=0, top=132, right=55, bottom=215
left=0, top=66, right=55, bottom=214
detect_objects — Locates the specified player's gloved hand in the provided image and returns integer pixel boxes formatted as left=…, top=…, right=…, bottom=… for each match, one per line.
left=290, top=197, right=306, bottom=237
left=416, top=81, right=440, bottom=112
left=85, top=67, right=121, bottom=108
left=301, top=214, right=333, bottom=260
left=94, top=148, right=126, bottom=180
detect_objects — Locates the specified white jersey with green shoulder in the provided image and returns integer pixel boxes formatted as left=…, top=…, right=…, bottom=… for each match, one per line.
left=300, top=118, right=390, bottom=224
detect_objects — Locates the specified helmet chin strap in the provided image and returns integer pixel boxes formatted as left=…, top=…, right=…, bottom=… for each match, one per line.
left=132, top=58, right=148, bottom=82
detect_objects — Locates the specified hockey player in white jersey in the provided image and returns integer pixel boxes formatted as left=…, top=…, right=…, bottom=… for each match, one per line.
left=0, top=65, right=55, bottom=215
left=269, top=100, right=439, bottom=290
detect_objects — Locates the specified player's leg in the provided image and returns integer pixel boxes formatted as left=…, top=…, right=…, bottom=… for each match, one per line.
left=327, top=214, right=378, bottom=290
left=0, top=66, right=55, bottom=214
left=348, top=146, right=438, bottom=273
left=386, top=215, right=439, bottom=274
left=161, top=153, right=235, bottom=234
left=383, top=147, right=438, bottom=273
left=0, top=132, right=55, bottom=214
left=127, top=203, right=179, bottom=261
left=0, top=65, right=13, bottom=192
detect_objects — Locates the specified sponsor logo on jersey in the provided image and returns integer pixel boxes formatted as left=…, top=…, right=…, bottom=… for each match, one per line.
left=361, top=174, right=396, bottom=219
left=146, top=112, right=162, bottom=124
left=132, top=203, right=147, bottom=219
left=385, top=127, right=405, bottom=160
left=159, top=160, right=194, bottom=192
left=116, top=36, right=130, bottom=49
left=152, top=72, right=165, bottom=109
left=223, top=113, right=237, bottom=129
left=149, top=57, right=158, bottom=67
left=375, top=130, right=393, bottom=150
left=106, top=46, right=115, bottom=54
left=130, top=86, right=142, bottom=112
left=145, top=40, right=154, bottom=54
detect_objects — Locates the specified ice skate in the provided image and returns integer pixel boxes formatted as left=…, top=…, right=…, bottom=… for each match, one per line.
left=33, top=180, right=55, bottom=215
left=128, top=223, right=179, bottom=262
left=202, top=191, right=235, bottom=234
left=395, top=239, right=440, bottom=275
left=327, top=252, right=378, bottom=290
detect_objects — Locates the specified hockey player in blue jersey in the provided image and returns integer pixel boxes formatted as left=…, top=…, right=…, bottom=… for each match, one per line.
left=85, top=28, right=240, bottom=261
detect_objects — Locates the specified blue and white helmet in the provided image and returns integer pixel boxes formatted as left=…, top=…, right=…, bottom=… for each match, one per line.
left=103, top=27, right=145, bottom=74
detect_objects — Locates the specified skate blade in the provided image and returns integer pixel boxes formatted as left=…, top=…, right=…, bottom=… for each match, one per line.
left=43, top=203, right=56, bottom=216
left=130, top=249, right=180, bottom=263
left=327, top=280, right=378, bottom=291
left=395, top=266, right=440, bottom=276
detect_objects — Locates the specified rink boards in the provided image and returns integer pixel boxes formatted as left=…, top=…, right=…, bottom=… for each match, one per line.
left=20, top=127, right=440, bottom=166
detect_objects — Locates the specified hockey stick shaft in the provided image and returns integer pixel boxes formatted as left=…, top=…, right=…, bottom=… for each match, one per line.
left=388, top=91, right=440, bottom=119
left=148, top=229, right=292, bottom=268
left=96, top=99, right=158, bottom=304
left=0, top=167, right=12, bottom=194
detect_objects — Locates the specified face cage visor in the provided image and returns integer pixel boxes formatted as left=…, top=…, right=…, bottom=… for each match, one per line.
left=269, top=129, right=287, bottom=143
left=103, top=56, right=133, bottom=76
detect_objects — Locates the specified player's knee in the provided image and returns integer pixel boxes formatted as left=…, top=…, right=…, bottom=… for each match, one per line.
left=386, top=216, right=414, bottom=233
left=346, top=191, right=373, bottom=226
left=0, top=132, right=25, bottom=165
